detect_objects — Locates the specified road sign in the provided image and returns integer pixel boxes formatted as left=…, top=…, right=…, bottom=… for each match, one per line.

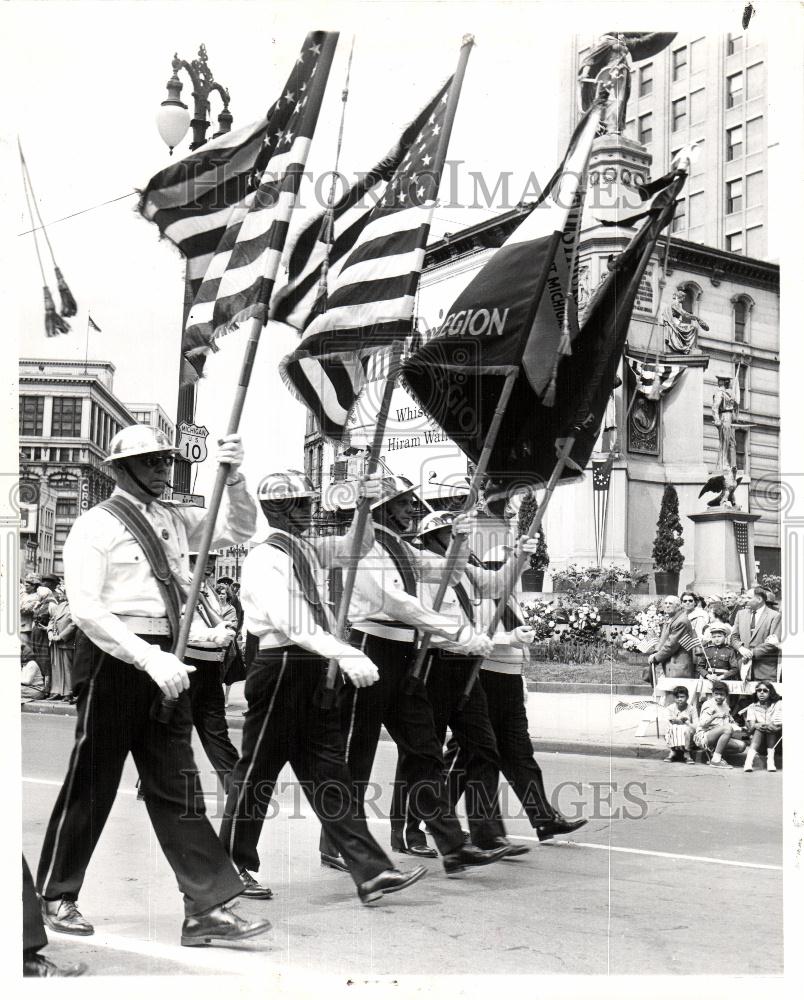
left=177, top=422, right=209, bottom=464
left=170, top=492, right=206, bottom=508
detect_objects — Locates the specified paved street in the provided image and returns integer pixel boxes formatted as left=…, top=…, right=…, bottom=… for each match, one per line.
left=23, top=712, right=782, bottom=978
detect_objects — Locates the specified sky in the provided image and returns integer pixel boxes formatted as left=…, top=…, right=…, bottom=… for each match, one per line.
left=3, top=0, right=795, bottom=494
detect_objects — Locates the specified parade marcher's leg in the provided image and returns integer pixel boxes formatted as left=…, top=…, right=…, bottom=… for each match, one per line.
left=288, top=663, right=397, bottom=887
left=188, top=660, right=240, bottom=794
left=220, top=651, right=291, bottom=882
left=36, top=650, right=132, bottom=929
left=131, top=683, right=245, bottom=918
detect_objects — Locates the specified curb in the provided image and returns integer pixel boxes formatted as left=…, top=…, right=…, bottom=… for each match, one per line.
left=21, top=700, right=669, bottom=761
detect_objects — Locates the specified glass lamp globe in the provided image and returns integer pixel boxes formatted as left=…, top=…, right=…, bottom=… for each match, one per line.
left=156, top=101, right=190, bottom=153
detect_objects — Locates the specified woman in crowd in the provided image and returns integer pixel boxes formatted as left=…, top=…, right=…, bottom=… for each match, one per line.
left=742, top=681, right=782, bottom=772
left=680, top=591, right=708, bottom=637
left=29, top=577, right=57, bottom=695
left=47, top=583, right=77, bottom=702
left=694, top=680, right=746, bottom=768
left=664, top=686, right=698, bottom=764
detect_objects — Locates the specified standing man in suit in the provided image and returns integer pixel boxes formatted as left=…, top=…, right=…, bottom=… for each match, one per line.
left=648, top=596, right=696, bottom=680
left=730, top=586, right=782, bottom=682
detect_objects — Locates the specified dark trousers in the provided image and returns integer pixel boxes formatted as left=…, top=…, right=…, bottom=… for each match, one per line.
left=390, top=650, right=503, bottom=848
left=187, top=659, right=239, bottom=793
left=446, top=670, right=555, bottom=844
left=35, top=636, right=243, bottom=916
left=220, top=646, right=391, bottom=887
left=23, top=856, right=47, bottom=954
left=321, top=632, right=465, bottom=858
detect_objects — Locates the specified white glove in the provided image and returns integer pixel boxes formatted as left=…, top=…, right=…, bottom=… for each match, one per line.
left=216, top=434, right=244, bottom=473
left=451, top=511, right=477, bottom=537
left=339, top=651, right=380, bottom=688
left=141, top=649, right=196, bottom=699
left=356, top=473, right=384, bottom=502
left=455, top=629, right=494, bottom=658
left=512, top=625, right=536, bottom=648
left=515, top=535, right=542, bottom=557
left=206, top=622, right=235, bottom=647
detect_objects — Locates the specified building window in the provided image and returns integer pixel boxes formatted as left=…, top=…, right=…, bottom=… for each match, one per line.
left=746, top=62, right=763, bottom=100
left=726, top=125, right=743, bottom=161
left=51, top=397, right=83, bottom=437
left=733, top=297, right=751, bottom=343
left=690, top=89, right=706, bottom=124
left=56, top=499, right=78, bottom=518
left=745, top=170, right=763, bottom=207
left=746, top=116, right=763, bottom=154
left=746, top=225, right=763, bottom=256
left=726, top=231, right=743, bottom=253
left=672, top=97, right=687, bottom=132
left=736, top=428, right=748, bottom=472
left=727, top=72, right=743, bottom=109
left=638, top=63, right=653, bottom=97
left=19, top=396, right=44, bottom=436
left=727, top=33, right=743, bottom=56
left=671, top=199, right=686, bottom=233
left=688, top=191, right=705, bottom=228
left=638, top=112, right=653, bottom=145
left=726, top=178, right=743, bottom=215
left=672, top=46, right=687, bottom=81
left=678, top=284, right=699, bottom=315
left=690, top=37, right=706, bottom=73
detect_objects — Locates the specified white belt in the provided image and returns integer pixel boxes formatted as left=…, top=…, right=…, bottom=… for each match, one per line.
left=117, top=615, right=171, bottom=636
left=354, top=623, right=417, bottom=644
left=186, top=646, right=226, bottom=663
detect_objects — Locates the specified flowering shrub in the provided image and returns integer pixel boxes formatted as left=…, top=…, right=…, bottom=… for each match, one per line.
left=618, top=603, right=664, bottom=653
left=551, top=563, right=646, bottom=595
left=519, top=598, right=561, bottom=640
left=562, top=602, right=602, bottom=640
left=760, top=573, right=781, bottom=595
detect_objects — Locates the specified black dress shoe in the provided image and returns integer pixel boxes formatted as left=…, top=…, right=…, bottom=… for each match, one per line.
left=481, top=836, right=530, bottom=858
left=239, top=869, right=273, bottom=899
left=320, top=852, right=349, bottom=873
left=442, top=842, right=510, bottom=875
left=181, top=904, right=272, bottom=947
left=535, top=815, right=588, bottom=842
left=41, top=898, right=94, bottom=936
left=23, top=953, right=87, bottom=977
left=357, top=865, right=427, bottom=904
left=391, top=842, right=438, bottom=859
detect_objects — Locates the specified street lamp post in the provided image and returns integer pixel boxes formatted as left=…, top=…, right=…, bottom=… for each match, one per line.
left=155, top=45, right=233, bottom=496
left=226, top=543, right=248, bottom=581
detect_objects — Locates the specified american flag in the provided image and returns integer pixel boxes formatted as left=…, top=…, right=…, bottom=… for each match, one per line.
left=270, top=82, right=450, bottom=331
left=138, top=32, right=338, bottom=382
left=626, top=356, right=685, bottom=400
left=614, top=700, right=657, bottom=714
left=278, top=70, right=462, bottom=441
left=733, top=518, right=750, bottom=589
left=592, top=453, right=614, bottom=566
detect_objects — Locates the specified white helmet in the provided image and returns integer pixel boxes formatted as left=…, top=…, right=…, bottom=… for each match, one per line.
left=257, top=470, right=317, bottom=502
left=415, top=510, right=455, bottom=542
left=370, top=474, right=417, bottom=511
left=104, top=425, right=179, bottom=464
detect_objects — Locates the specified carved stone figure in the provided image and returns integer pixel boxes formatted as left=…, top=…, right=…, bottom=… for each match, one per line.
left=702, top=375, right=742, bottom=508
left=662, top=289, right=710, bottom=354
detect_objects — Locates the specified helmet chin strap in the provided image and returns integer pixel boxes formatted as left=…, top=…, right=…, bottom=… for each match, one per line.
left=117, top=460, right=162, bottom=500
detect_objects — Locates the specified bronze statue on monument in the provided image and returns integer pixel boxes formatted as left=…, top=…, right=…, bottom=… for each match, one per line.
left=699, top=365, right=747, bottom=508
left=662, top=288, right=710, bottom=354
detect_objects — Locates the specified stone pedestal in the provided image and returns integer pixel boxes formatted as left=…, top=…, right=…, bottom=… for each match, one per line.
left=688, top=509, right=761, bottom=595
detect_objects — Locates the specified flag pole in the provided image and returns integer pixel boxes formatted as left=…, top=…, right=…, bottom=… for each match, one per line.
left=456, top=434, right=577, bottom=708
left=407, top=365, right=519, bottom=682
left=83, top=315, right=90, bottom=374
left=320, top=339, right=406, bottom=706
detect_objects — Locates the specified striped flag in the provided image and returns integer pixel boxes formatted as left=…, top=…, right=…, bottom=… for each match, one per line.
left=592, top=453, right=614, bottom=566
left=278, top=67, right=463, bottom=441
left=733, top=519, right=750, bottom=590
left=626, top=356, right=685, bottom=400
left=270, top=83, right=451, bottom=331
left=138, top=32, right=338, bottom=382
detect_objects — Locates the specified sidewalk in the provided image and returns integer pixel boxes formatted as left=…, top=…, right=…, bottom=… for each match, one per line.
left=22, top=680, right=670, bottom=760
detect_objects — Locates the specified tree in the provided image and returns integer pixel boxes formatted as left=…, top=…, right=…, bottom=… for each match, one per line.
left=652, top=484, right=685, bottom=572
left=516, top=491, right=549, bottom=572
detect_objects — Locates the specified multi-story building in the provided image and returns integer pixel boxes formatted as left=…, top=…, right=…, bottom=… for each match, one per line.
left=125, top=402, right=175, bottom=442
left=18, top=359, right=136, bottom=576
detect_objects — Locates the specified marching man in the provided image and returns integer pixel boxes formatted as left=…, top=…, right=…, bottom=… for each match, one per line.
left=36, top=426, right=272, bottom=948
left=219, top=470, right=428, bottom=905
left=320, top=477, right=511, bottom=875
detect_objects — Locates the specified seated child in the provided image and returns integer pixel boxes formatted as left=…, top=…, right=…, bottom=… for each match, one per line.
left=742, top=681, right=782, bottom=772
left=694, top=680, right=746, bottom=768
left=664, top=686, right=698, bottom=764
left=695, top=621, right=740, bottom=680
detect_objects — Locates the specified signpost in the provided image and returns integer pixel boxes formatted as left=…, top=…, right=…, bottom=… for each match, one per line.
left=176, top=421, right=209, bottom=464
left=170, top=492, right=206, bottom=508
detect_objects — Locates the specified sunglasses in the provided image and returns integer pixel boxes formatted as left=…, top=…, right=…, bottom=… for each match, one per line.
left=756, top=688, right=770, bottom=693
left=141, top=454, right=174, bottom=469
